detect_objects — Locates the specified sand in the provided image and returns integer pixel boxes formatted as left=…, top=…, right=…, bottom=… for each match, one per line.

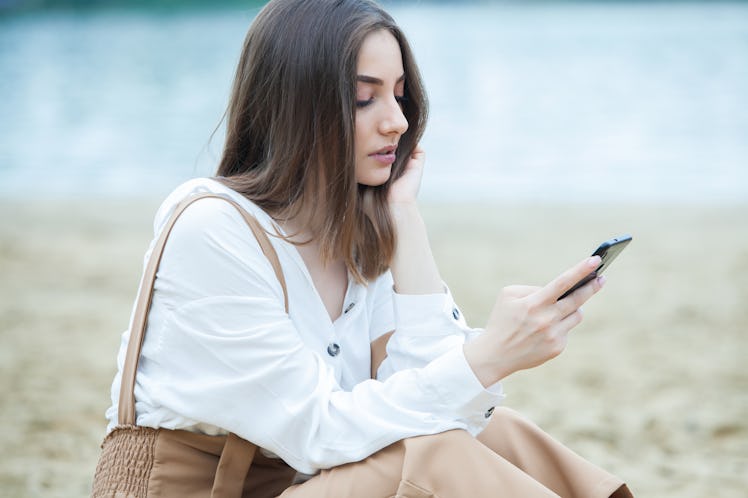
left=0, top=198, right=746, bottom=497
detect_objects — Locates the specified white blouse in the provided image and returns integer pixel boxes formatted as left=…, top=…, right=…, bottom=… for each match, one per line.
left=105, top=178, right=504, bottom=475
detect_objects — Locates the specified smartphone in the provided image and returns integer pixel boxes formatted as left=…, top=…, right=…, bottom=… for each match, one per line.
left=557, top=234, right=632, bottom=301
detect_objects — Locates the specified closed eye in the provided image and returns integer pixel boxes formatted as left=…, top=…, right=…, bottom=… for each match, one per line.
left=356, top=95, right=407, bottom=109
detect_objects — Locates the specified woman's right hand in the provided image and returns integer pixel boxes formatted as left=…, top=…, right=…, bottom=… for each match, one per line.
left=463, top=256, right=606, bottom=387
left=388, top=145, right=426, bottom=208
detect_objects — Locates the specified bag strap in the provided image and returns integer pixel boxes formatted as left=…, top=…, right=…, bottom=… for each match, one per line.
left=118, top=192, right=288, bottom=426
left=212, top=432, right=258, bottom=497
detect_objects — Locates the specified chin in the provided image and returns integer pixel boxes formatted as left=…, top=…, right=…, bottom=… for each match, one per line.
left=356, top=167, right=392, bottom=187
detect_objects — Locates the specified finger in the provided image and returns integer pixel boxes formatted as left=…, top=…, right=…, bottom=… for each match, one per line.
left=534, top=256, right=601, bottom=305
left=556, top=275, right=605, bottom=318
left=554, top=307, right=585, bottom=338
left=542, top=310, right=583, bottom=360
left=407, top=144, right=424, bottom=161
left=407, top=148, right=425, bottom=169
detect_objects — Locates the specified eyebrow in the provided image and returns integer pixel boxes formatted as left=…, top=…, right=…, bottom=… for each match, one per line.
left=356, top=74, right=406, bottom=85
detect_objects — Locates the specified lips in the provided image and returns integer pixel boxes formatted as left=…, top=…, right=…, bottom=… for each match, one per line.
left=372, top=145, right=397, bottom=155
left=369, top=145, right=397, bottom=165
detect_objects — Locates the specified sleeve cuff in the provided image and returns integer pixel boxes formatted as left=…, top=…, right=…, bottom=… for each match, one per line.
left=392, top=283, right=469, bottom=336
left=420, top=346, right=505, bottom=421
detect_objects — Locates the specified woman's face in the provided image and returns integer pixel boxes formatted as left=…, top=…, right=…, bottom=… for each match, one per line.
left=354, top=29, right=409, bottom=187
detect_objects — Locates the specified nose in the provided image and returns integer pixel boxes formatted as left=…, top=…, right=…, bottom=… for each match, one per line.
left=378, top=98, right=409, bottom=136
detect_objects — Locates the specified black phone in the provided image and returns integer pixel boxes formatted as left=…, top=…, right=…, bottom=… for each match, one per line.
left=557, top=235, right=632, bottom=301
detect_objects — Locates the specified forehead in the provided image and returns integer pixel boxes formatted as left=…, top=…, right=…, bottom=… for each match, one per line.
left=356, top=29, right=404, bottom=75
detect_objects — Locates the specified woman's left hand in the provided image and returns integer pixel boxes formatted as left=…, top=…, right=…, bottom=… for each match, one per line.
left=388, top=145, right=425, bottom=206
left=386, top=145, right=442, bottom=294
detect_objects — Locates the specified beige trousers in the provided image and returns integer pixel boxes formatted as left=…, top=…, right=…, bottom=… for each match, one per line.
left=278, top=408, right=632, bottom=498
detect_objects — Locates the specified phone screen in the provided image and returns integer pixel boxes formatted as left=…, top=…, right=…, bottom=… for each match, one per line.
left=557, top=235, right=632, bottom=301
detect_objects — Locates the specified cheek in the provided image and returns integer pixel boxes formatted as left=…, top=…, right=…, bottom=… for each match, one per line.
left=353, top=119, right=363, bottom=178
left=354, top=115, right=367, bottom=156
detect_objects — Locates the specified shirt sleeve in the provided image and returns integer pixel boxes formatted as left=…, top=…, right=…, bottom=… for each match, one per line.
left=376, top=285, right=473, bottom=379
left=367, top=271, right=396, bottom=342
left=134, top=198, right=503, bottom=475
left=374, top=282, right=505, bottom=433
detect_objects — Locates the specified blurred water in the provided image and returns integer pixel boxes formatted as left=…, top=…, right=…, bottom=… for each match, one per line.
left=1, top=2, right=746, bottom=202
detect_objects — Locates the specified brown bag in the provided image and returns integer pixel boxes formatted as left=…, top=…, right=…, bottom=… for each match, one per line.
left=92, top=193, right=296, bottom=498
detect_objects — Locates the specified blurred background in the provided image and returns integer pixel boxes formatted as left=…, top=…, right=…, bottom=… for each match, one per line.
left=1, top=1, right=746, bottom=497
left=1, top=0, right=746, bottom=202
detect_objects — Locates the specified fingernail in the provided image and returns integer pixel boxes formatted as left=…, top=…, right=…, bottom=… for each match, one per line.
left=597, top=275, right=607, bottom=287
left=588, top=256, right=602, bottom=267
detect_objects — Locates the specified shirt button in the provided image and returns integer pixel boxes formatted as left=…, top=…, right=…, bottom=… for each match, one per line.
left=484, top=407, right=495, bottom=419
left=343, top=302, right=355, bottom=314
left=452, top=307, right=460, bottom=320
left=327, top=343, right=341, bottom=357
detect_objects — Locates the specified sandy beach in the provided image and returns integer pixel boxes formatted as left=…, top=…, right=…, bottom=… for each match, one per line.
left=0, top=198, right=746, bottom=497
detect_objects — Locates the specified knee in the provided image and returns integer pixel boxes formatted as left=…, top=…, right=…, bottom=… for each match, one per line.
left=477, top=407, right=544, bottom=454
left=483, top=407, right=538, bottom=435
left=403, top=429, right=485, bottom=465
left=401, top=429, right=496, bottom=478
left=404, top=429, right=475, bottom=453
left=490, top=406, right=530, bottom=424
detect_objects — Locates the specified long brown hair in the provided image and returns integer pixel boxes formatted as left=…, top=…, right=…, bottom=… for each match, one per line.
left=215, top=0, right=428, bottom=282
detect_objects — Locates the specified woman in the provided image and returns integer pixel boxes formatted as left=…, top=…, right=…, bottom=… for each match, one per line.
left=103, top=0, right=633, bottom=496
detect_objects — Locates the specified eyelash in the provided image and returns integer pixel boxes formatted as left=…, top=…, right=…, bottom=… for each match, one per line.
left=356, top=95, right=408, bottom=109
